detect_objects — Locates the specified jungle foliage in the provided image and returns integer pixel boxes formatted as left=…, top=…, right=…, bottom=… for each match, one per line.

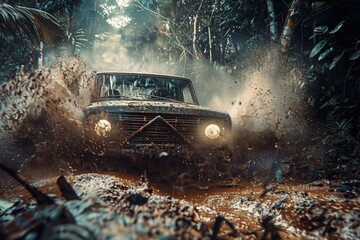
left=0, top=0, right=359, bottom=178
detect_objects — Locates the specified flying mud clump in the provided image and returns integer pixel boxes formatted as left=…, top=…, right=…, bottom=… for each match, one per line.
left=0, top=55, right=96, bottom=168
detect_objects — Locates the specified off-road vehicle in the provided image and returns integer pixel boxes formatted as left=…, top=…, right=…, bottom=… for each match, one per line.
left=83, top=72, right=232, bottom=181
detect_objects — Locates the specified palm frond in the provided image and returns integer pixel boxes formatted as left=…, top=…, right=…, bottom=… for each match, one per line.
left=42, top=0, right=83, bottom=14
left=0, top=4, right=39, bottom=41
left=24, top=6, right=66, bottom=45
left=42, top=0, right=71, bottom=14
left=68, top=28, right=88, bottom=52
left=326, top=117, right=352, bottom=138
left=0, top=4, right=66, bottom=46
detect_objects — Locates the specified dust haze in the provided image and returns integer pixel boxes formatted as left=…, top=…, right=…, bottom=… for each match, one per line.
left=186, top=47, right=318, bottom=176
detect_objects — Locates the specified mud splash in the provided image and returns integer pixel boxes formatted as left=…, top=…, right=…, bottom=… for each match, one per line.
left=0, top=54, right=95, bottom=177
left=226, top=49, right=325, bottom=179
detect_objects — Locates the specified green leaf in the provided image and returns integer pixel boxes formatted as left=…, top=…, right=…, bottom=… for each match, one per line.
left=314, top=25, right=328, bottom=34
left=320, top=96, right=339, bottom=109
left=312, top=1, right=328, bottom=11
left=329, top=50, right=345, bottom=70
left=318, top=47, right=333, bottom=61
left=310, top=39, right=329, bottom=58
left=349, top=49, right=360, bottom=60
left=329, top=20, right=345, bottom=34
left=309, top=34, right=317, bottom=40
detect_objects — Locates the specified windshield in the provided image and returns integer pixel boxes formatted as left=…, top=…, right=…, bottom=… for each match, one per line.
left=94, top=73, right=198, bottom=104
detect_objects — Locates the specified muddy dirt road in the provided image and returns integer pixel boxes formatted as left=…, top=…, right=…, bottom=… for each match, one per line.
left=1, top=161, right=359, bottom=240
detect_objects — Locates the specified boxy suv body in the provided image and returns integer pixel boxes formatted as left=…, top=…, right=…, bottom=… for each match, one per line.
left=83, top=72, right=232, bottom=163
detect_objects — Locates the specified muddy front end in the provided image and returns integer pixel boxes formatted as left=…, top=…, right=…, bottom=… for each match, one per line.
left=83, top=101, right=232, bottom=184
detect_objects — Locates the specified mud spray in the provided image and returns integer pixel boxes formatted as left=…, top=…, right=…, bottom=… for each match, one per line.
left=187, top=47, right=325, bottom=180
left=0, top=38, right=324, bottom=186
left=0, top=53, right=96, bottom=184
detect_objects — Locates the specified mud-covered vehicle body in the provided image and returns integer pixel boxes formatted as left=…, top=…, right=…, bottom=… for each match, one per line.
left=83, top=72, right=232, bottom=163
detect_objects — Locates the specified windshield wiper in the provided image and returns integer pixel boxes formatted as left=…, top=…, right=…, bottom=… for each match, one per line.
left=98, top=95, right=137, bottom=101
left=138, top=93, right=181, bottom=103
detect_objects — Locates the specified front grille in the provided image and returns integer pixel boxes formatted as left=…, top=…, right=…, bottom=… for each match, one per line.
left=108, top=112, right=207, bottom=144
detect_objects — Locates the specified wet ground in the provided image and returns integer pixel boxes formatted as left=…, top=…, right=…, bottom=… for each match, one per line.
left=1, top=160, right=359, bottom=240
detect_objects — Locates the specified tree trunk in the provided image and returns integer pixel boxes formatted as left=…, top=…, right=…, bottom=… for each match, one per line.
left=208, top=25, right=212, bottom=63
left=86, top=0, right=98, bottom=50
left=280, top=0, right=309, bottom=52
left=38, top=41, right=43, bottom=69
left=193, top=0, right=203, bottom=59
left=193, top=15, right=198, bottom=57
left=266, top=0, right=278, bottom=41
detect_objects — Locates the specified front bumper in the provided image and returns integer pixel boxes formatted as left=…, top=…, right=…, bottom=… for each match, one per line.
left=84, top=137, right=232, bottom=163
left=106, top=143, right=189, bottom=158
left=84, top=114, right=232, bottom=161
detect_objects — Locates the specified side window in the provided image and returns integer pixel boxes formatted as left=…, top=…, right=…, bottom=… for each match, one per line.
left=182, top=86, right=193, bottom=103
left=99, top=75, right=109, bottom=97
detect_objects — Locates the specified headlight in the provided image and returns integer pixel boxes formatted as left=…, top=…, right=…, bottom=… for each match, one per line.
left=95, top=119, right=111, bottom=137
left=204, top=124, right=221, bottom=140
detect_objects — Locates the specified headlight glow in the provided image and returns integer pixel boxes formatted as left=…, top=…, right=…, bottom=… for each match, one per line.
left=95, top=119, right=111, bottom=137
left=204, top=124, right=221, bottom=140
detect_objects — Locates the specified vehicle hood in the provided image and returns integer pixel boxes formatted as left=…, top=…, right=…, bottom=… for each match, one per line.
left=84, top=100, right=230, bottom=120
